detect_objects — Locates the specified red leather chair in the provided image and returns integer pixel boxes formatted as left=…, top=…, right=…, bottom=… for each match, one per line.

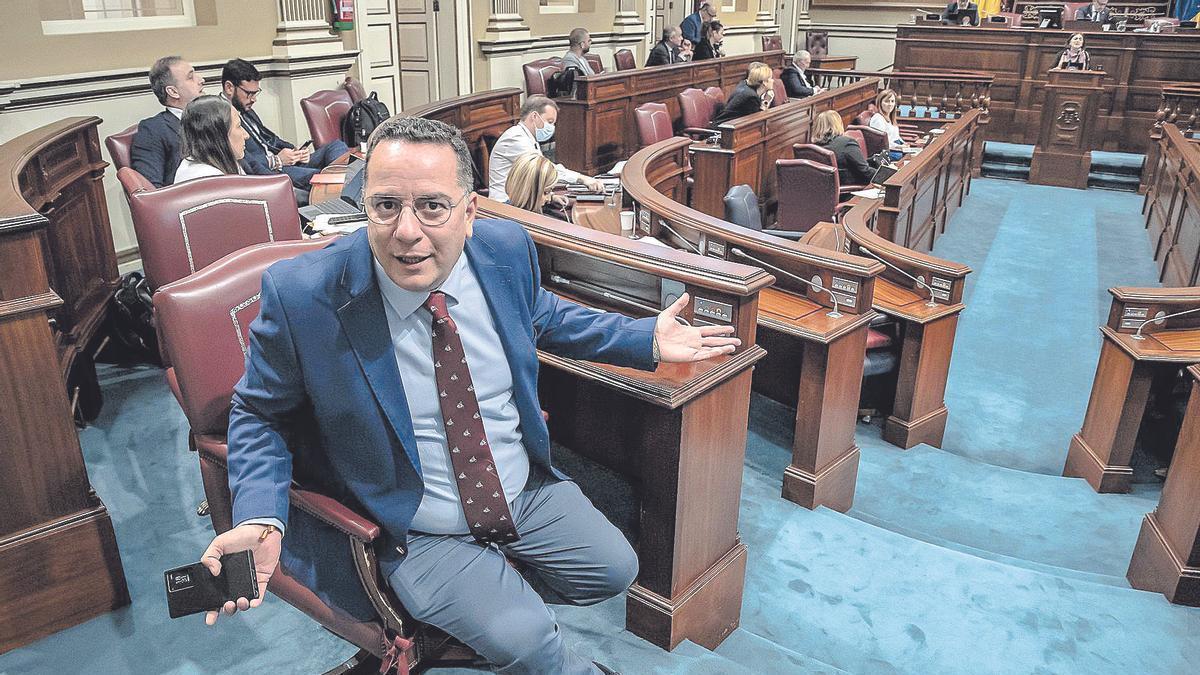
left=154, top=239, right=471, bottom=674
left=105, top=124, right=138, bottom=171
left=127, top=174, right=303, bottom=290
left=845, top=129, right=869, bottom=158
left=762, top=35, right=783, bottom=52
left=342, top=76, right=367, bottom=103
left=770, top=74, right=789, bottom=108
left=634, top=102, right=673, bottom=148
left=704, top=86, right=726, bottom=105
left=1063, top=2, right=1090, bottom=19
left=793, top=143, right=867, bottom=197
left=848, top=124, right=888, bottom=158
left=116, top=166, right=155, bottom=198
left=300, top=87, right=355, bottom=149
left=775, top=158, right=839, bottom=233
left=523, top=58, right=563, bottom=96
left=613, top=49, right=636, bottom=71
left=584, top=53, right=604, bottom=74
left=856, top=106, right=876, bottom=127
left=806, top=32, right=830, bottom=58
left=678, top=87, right=717, bottom=137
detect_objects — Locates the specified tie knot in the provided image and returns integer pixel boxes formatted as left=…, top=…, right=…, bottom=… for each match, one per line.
left=425, top=290, right=448, bottom=317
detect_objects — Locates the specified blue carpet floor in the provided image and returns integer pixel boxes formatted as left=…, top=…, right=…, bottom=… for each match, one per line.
left=4, top=178, right=1198, bottom=674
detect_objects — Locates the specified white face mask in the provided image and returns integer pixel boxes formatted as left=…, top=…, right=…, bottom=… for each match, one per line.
left=535, top=120, right=556, bottom=142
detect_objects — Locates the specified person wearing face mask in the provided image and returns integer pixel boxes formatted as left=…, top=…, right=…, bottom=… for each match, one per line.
left=561, top=28, right=595, bottom=76
left=488, top=96, right=603, bottom=203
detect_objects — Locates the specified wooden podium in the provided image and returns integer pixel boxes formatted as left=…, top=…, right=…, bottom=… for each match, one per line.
left=1029, top=68, right=1104, bottom=190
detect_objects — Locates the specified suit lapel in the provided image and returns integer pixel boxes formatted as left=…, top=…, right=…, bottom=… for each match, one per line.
left=463, top=234, right=524, bottom=359
left=335, top=232, right=421, bottom=473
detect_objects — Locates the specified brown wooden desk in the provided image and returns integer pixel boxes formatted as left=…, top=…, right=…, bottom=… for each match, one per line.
left=0, top=118, right=129, bottom=653
left=556, top=51, right=786, bottom=176
left=893, top=24, right=1200, bottom=153
left=809, top=55, right=858, bottom=71
left=1144, top=124, right=1200, bottom=287
left=624, top=135, right=887, bottom=511
left=1127, top=362, right=1200, bottom=606
left=477, top=199, right=772, bottom=650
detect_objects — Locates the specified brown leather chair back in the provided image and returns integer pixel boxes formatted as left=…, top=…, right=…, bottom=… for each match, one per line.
left=845, top=129, right=869, bottom=158
left=678, top=87, right=715, bottom=130
left=793, top=143, right=837, bottom=169
left=523, top=58, right=563, bottom=96
left=614, top=49, right=636, bottom=71
left=848, top=125, right=888, bottom=157
left=300, top=88, right=354, bottom=148
left=806, top=32, right=830, bottom=58
left=770, top=74, right=789, bottom=108
left=154, top=239, right=333, bottom=434
left=128, top=173, right=304, bottom=290
left=761, top=35, right=783, bottom=52
left=776, top=159, right=838, bottom=233
left=634, top=102, right=673, bottom=148
left=856, top=107, right=876, bottom=127
left=116, top=167, right=155, bottom=197
left=105, top=124, right=138, bottom=171
left=342, top=76, right=367, bottom=103
left=704, top=86, right=726, bottom=105
left=584, top=53, right=604, bottom=74
left=1063, top=2, right=1090, bottom=19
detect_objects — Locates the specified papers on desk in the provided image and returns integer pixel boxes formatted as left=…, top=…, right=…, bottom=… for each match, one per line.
left=852, top=188, right=885, bottom=199
left=604, top=161, right=627, bottom=177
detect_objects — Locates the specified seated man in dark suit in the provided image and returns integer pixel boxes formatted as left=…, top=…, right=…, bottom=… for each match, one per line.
left=220, top=59, right=350, bottom=190
left=942, top=0, right=979, bottom=25
left=781, top=50, right=825, bottom=100
left=646, top=26, right=683, bottom=67
left=1075, top=0, right=1112, bottom=23
left=130, top=56, right=206, bottom=187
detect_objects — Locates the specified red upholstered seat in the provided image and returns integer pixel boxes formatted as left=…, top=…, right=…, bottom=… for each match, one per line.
left=770, top=74, right=788, bottom=108
left=774, top=158, right=838, bottom=233
left=678, top=87, right=716, bottom=136
left=762, top=35, right=783, bottom=52
left=847, top=124, right=888, bottom=158
left=116, top=166, right=155, bottom=198
left=866, top=328, right=893, bottom=350
left=1063, top=2, right=1090, bottom=19
left=806, top=32, right=829, bottom=58
left=523, top=58, right=563, bottom=96
left=793, top=143, right=866, bottom=196
left=127, top=173, right=303, bottom=290
left=845, top=129, right=869, bottom=159
left=105, top=124, right=138, bottom=171
left=856, top=106, right=876, bottom=127
left=583, top=53, right=604, bottom=74
left=614, top=49, right=636, bottom=71
left=342, top=76, right=367, bottom=103
left=704, top=86, right=726, bottom=105
left=634, top=102, right=673, bottom=148
left=300, top=88, right=354, bottom=148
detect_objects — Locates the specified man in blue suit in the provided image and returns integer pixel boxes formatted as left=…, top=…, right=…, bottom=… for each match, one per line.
left=130, top=56, right=205, bottom=187
left=681, top=1, right=717, bottom=45
left=199, top=116, right=740, bottom=673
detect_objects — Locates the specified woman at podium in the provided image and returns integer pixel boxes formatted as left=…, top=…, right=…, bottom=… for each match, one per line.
left=1057, top=33, right=1092, bottom=71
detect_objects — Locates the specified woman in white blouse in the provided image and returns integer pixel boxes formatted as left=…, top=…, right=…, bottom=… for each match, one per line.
left=174, top=95, right=249, bottom=182
left=868, top=88, right=906, bottom=149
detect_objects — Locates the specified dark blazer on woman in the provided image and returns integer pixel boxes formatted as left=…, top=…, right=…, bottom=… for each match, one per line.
left=693, top=39, right=722, bottom=61
left=711, top=81, right=763, bottom=126
left=818, top=134, right=876, bottom=187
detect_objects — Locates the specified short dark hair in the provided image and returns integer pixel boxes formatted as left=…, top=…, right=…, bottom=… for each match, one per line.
left=568, top=28, right=589, bottom=48
left=520, top=95, right=557, bottom=119
left=149, top=56, right=183, bottom=105
left=181, top=95, right=241, bottom=176
left=221, top=58, right=261, bottom=88
left=363, top=117, right=475, bottom=193
left=702, top=20, right=723, bottom=40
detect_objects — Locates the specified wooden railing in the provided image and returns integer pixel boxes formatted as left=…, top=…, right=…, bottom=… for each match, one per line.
left=1145, top=124, right=1200, bottom=287
left=1141, top=85, right=1200, bottom=194
left=810, top=69, right=992, bottom=125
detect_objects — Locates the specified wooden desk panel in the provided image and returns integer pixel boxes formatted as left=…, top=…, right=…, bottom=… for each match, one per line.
left=895, top=25, right=1200, bottom=153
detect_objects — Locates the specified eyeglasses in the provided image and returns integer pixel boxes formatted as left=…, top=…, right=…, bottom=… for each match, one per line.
left=365, top=192, right=470, bottom=227
left=237, top=85, right=262, bottom=99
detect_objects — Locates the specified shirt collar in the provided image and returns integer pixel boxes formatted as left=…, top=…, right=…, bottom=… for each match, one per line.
left=373, top=250, right=471, bottom=320
left=166, top=106, right=183, bottom=119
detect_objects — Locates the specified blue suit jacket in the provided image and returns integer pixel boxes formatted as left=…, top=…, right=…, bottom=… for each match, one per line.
left=130, top=110, right=182, bottom=188
left=227, top=220, right=656, bottom=614
left=681, top=12, right=703, bottom=45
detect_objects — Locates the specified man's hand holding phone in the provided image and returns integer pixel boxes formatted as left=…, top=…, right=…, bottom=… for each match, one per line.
left=200, top=523, right=281, bottom=625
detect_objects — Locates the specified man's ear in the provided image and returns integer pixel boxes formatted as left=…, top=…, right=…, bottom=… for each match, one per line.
left=222, top=81, right=235, bottom=98
left=463, top=192, right=477, bottom=238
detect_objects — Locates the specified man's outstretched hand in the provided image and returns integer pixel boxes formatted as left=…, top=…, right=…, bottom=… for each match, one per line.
left=200, top=523, right=281, bottom=625
left=654, top=293, right=741, bottom=363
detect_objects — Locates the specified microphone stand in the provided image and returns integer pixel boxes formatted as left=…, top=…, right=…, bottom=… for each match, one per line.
left=855, top=245, right=939, bottom=308
left=730, top=248, right=842, bottom=318
left=1132, top=305, right=1200, bottom=341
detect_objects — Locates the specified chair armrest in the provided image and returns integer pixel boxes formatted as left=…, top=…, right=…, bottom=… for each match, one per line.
left=840, top=184, right=868, bottom=195
left=290, top=488, right=381, bottom=543
left=683, top=127, right=719, bottom=141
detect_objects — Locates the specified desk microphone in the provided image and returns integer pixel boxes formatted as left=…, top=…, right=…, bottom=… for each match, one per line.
left=854, top=245, right=938, bottom=308
left=1132, top=305, right=1200, bottom=341
left=658, top=221, right=703, bottom=254
left=730, top=248, right=842, bottom=318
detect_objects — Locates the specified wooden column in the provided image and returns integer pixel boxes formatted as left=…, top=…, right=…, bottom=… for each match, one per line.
left=1029, top=68, right=1105, bottom=189
left=1127, top=364, right=1200, bottom=606
left=885, top=310, right=959, bottom=449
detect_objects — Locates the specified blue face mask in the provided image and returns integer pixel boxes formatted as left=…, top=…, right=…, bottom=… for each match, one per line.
left=535, top=120, right=556, bottom=143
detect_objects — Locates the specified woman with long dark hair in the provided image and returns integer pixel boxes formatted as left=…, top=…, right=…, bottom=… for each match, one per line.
left=693, top=21, right=725, bottom=61
left=868, top=88, right=906, bottom=149
left=1057, top=33, right=1091, bottom=71
left=174, top=95, right=249, bottom=182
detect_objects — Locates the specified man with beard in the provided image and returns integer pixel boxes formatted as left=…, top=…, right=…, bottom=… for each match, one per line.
left=561, top=28, right=595, bottom=76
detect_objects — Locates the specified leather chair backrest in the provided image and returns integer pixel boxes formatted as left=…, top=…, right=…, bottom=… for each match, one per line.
left=300, top=88, right=354, bottom=148
left=584, top=53, right=604, bottom=74
left=116, top=166, right=155, bottom=197
left=704, top=86, right=726, bottom=104
left=845, top=129, right=868, bottom=158
left=807, top=32, right=829, bottom=58
left=724, top=184, right=763, bottom=231
left=342, top=76, right=367, bottom=103
left=105, top=124, right=138, bottom=171
left=154, top=239, right=333, bottom=434
left=770, top=74, right=789, bottom=108
left=761, top=35, right=783, bottom=52
left=614, top=49, right=636, bottom=71
left=1064, top=2, right=1090, bottom=18
left=856, top=105, right=876, bottom=127
left=634, top=102, right=673, bottom=148
left=128, top=173, right=304, bottom=290
left=776, top=159, right=838, bottom=233
left=523, top=58, right=563, bottom=96
left=793, top=143, right=842, bottom=193
left=848, top=124, right=888, bottom=157
left=678, top=87, right=715, bottom=129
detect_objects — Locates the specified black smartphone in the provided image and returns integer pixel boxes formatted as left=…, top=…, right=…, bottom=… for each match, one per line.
left=164, top=549, right=259, bottom=619
left=299, top=140, right=314, bottom=150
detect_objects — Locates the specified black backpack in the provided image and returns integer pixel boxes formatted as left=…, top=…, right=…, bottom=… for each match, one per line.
left=97, top=271, right=162, bottom=366
left=342, top=92, right=391, bottom=146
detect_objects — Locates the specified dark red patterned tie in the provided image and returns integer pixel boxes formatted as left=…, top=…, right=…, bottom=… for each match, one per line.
left=426, top=291, right=519, bottom=545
